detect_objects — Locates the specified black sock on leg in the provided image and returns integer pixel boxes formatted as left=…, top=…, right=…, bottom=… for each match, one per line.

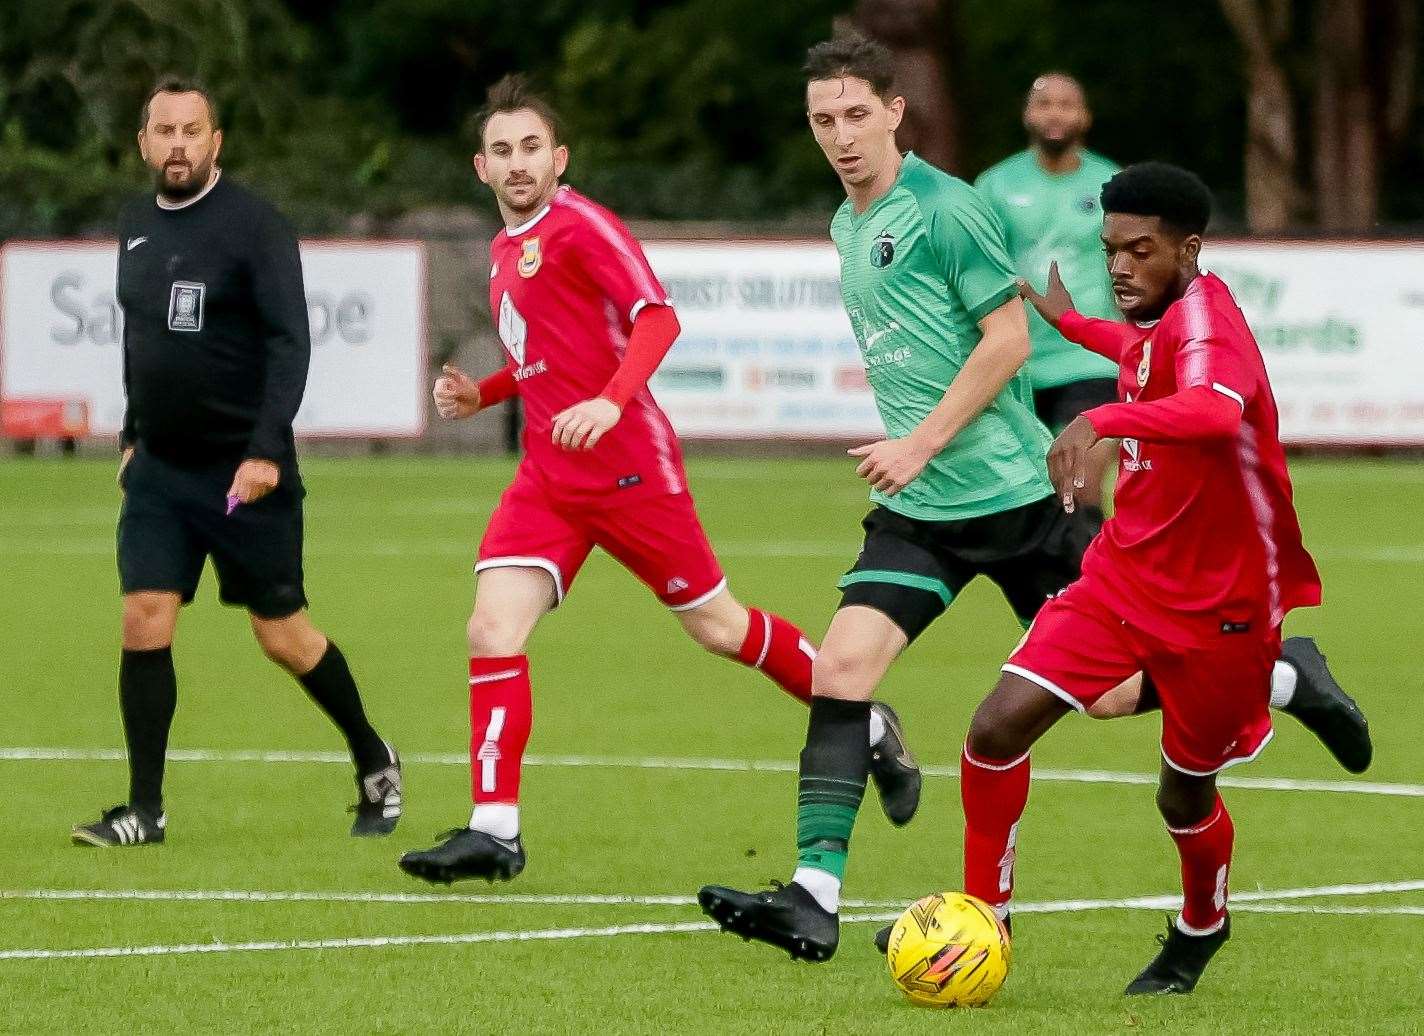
left=298, top=641, right=386, bottom=771
left=120, top=647, right=177, bottom=816
left=795, top=696, right=872, bottom=884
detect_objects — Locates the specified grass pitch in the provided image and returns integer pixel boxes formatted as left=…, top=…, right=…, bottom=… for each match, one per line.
left=1, top=454, right=1421, bottom=1034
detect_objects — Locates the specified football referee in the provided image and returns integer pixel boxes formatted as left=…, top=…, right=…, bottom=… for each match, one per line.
left=72, top=78, right=401, bottom=847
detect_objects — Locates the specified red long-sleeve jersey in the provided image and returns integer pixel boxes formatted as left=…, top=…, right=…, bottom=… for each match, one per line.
left=1058, top=273, right=1321, bottom=646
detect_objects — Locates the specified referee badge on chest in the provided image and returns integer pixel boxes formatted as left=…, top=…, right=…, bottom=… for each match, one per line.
left=167, top=281, right=206, bottom=332
left=1137, top=339, right=1152, bottom=388
left=517, top=237, right=542, bottom=278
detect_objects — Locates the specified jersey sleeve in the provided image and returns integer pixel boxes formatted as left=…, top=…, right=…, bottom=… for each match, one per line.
left=1172, top=289, right=1256, bottom=412
left=244, top=208, right=312, bottom=461
left=115, top=226, right=134, bottom=448
left=923, top=188, right=1019, bottom=325
left=566, top=202, right=670, bottom=330
left=1084, top=386, right=1242, bottom=443
left=1058, top=310, right=1142, bottom=361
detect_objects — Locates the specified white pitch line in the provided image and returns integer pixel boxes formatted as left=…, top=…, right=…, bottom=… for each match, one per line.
left=0, top=888, right=895, bottom=910
left=1229, top=904, right=1424, bottom=917
left=0, top=920, right=717, bottom=962
left=3, top=879, right=1422, bottom=962
left=4, top=746, right=1422, bottom=799
left=4, top=877, right=1421, bottom=913
left=0, top=889, right=699, bottom=907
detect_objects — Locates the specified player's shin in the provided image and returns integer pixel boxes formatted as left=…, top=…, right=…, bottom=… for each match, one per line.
left=468, top=655, right=533, bottom=839
left=792, top=696, right=872, bottom=913
left=738, top=607, right=815, bottom=704
left=1167, top=794, right=1233, bottom=934
left=960, top=745, right=1031, bottom=916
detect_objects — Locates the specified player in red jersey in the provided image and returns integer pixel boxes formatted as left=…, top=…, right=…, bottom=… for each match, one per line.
left=397, top=77, right=921, bottom=884
left=955, top=163, right=1347, bottom=994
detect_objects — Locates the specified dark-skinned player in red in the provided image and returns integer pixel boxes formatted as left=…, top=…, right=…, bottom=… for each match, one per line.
left=950, top=162, right=1357, bottom=995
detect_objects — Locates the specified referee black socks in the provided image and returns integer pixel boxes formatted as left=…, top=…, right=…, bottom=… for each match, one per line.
left=298, top=641, right=387, bottom=773
left=120, top=646, right=178, bottom=815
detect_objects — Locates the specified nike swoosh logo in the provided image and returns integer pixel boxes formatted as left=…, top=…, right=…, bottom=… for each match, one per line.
left=492, top=837, right=521, bottom=852
left=863, top=322, right=900, bottom=348
left=126, top=237, right=148, bottom=251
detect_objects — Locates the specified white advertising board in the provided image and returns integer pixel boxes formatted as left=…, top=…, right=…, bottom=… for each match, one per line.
left=0, top=241, right=427, bottom=438
left=1203, top=242, right=1424, bottom=445
left=643, top=241, right=883, bottom=439
left=646, top=239, right=1424, bottom=446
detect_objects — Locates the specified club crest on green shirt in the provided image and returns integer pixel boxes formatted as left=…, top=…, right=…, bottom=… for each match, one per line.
left=871, top=232, right=896, bottom=268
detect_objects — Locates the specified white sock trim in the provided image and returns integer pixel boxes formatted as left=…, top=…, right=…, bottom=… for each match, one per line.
left=1270, top=659, right=1297, bottom=709
left=1166, top=805, right=1223, bottom=837
left=469, top=803, right=519, bottom=840
left=868, top=708, right=887, bottom=746
left=1174, top=911, right=1227, bottom=937
left=791, top=866, right=841, bottom=914
left=752, top=611, right=772, bottom=669
left=962, top=744, right=1030, bottom=772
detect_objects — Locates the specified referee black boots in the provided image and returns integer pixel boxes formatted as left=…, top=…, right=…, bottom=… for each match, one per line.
left=71, top=805, right=167, bottom=847
left=351, top=742, right=403, bottom=837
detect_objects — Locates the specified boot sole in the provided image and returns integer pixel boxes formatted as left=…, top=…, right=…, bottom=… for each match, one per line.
left=697, top=887, right=836, bottom=962
left=398, top=854, right=523, bottom=885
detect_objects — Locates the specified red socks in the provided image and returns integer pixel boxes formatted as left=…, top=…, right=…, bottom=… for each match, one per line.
left=469, top=655, right=532, bottom=805
left=960, top=736, right=1233, bottom=933
left=960, top=745, right=1032, bottom=913
left=1168, top=795, right=1234, bottom=934
left=737, top=608, right=815, bottom=703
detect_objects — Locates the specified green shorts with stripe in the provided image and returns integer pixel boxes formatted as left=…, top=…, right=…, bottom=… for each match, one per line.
left=837, top=495, right=1092, bottom=642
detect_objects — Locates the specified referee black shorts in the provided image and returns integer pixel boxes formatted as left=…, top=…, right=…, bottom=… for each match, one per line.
left=1032, top=377, right=1119, bottom=434
left=836, top=495, right=1093, bottom=643
left=117, top=446, right=308, bottom=619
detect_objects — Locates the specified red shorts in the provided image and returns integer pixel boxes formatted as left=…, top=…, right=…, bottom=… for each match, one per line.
left=476, top=473, right=726, bottom=610
left=1004, top=578, right=1279, bottom=776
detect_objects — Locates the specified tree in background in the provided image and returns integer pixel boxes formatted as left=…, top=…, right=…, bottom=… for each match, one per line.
left=1311, top=0, right=1417, bottom=231
left=0, top=0, right=308, bottom=235
left=1218, top=0, right=1301, bottom=231
left=0, top=0, right=1419, bottom=234
left=853, top=0, right=960, bottom=173
left=1219, top=0, right=1418, bottom=232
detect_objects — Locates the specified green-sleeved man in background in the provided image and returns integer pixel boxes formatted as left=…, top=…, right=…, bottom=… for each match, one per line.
left=694, top=31, right=1096, bottom=961
left=976, top=73, right=1120, bottom=531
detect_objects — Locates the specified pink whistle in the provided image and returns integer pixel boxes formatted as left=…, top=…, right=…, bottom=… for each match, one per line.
left=225, top=494, right=242, bottom=516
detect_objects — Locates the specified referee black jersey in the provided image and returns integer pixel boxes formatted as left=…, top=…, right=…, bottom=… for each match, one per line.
left=117, top=172, right=309, bottom=466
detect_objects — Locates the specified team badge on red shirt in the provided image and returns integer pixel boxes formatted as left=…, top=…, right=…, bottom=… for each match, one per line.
left=1137, top=339, right=1152, bottom=387
left=518, top=238, right=542, bottom=278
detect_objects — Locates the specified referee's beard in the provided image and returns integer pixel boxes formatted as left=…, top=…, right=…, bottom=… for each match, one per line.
left=155, top=154, right=215, bottom=202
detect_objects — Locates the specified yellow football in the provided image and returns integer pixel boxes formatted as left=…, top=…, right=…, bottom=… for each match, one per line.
left=884, top=891, right=1011, bottom=1008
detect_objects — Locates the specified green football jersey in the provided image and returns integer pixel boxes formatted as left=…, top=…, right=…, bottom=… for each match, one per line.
left=975, top=149, right=1120, bottom=390
left=831, top=152, right=1053, bottom=523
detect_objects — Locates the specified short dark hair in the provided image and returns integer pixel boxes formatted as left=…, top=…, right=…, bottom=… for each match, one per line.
left=476, top=74, right=563, bottom=149
left=1101, top=162, right=1213, bottom=237
left=803, top=30, right=896, bottom=99
left=140, top=76, right=219, bottom=130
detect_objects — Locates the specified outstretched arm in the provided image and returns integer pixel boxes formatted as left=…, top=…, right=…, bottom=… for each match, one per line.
left=1020, top=261, right=1139, bottom=361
